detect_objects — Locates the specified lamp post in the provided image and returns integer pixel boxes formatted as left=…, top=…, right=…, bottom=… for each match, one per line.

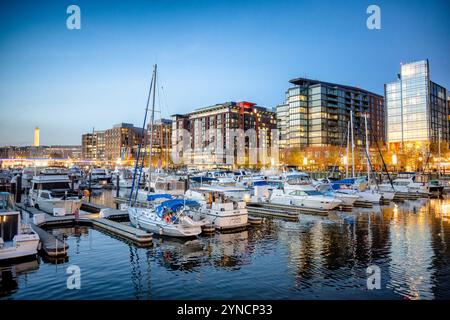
left=392, top=153, right=398, bottom=173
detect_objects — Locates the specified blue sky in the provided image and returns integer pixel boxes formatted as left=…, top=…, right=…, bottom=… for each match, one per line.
left=0, top=0, right=449, bottom=146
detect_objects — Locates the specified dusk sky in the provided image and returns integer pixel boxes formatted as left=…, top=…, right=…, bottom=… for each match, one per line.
left=0, top=0, right=449, bottom=146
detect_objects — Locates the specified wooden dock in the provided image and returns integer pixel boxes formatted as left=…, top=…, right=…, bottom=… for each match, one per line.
left=91, top=219, right=152, bottom=246
left=81, top=202, right=128, bottom=219
left=247, top=202, right=329, bottom=219
left=30, top=223, right=69, bottom=258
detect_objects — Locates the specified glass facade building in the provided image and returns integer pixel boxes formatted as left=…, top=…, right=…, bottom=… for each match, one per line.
left=386, top=59, right=448, bottom=144
left=276, top=78, right=385, bottom=149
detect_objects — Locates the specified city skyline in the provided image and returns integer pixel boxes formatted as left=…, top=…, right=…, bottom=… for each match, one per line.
left=1, top=0, right=449, bottom=146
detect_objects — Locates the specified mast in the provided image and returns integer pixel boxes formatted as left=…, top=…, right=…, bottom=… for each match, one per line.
left=438, top=129, right=442, bottom=177
left=129, top=65, right=155, bottom=205
left=364, top=114, right=370, bottom=185
left=148, top=64, right=157, bottom=186
left=346, top=121, right=350, bottom=178
left=350, top=110, right=355, bottom=177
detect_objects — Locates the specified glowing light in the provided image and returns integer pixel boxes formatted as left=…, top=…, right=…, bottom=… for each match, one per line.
left=392, top=154, right=398, bottom=165
left=303, top=157, right=308, bottom=166
left=342, top=156, right=348, bottom=165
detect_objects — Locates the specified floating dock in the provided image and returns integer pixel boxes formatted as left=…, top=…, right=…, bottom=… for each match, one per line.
left=16, top=202, right=152, bottom=248
left=30, top=223, right=69, bottom=258
left=247, top=202, right=329, bottom=220
left=90, top=218, right=153, bottom=246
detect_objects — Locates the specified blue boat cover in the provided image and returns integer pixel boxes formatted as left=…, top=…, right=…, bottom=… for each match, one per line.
left=253, top=181, right=269, bottom=186
left=155, top=199, right=200, bottom=217
left=190, top=176, right=218, bottom=182
left=147, top=193, right=173, bottom=201
left=332, top=178, right=356, bottom=185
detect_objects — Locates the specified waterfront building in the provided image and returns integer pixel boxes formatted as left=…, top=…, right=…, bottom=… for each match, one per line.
left=104, top=123, right=143, bottom=161
left=172, top=101, right=277, bottom=168
left=0, top=145, right=81, bottom=160
left=276, top=78, right=385, bottom=150
left=386, top=59, right=449, bottom=145
left=82, top=130, right=106, bottom=160
left=145, top=119, right=172, bottom=167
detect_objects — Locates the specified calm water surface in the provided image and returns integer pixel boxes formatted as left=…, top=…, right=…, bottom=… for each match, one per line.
left=1, top=191, right=450, bottom=300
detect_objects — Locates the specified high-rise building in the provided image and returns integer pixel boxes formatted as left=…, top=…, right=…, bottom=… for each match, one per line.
left=145, top=119, right=172, bottom=166
left=276, top=78, right=385, bottom=150
left=34, top=127, right=40, bottom=147
left=104, top=123, right=143, bottom=161
left=172, top=101, right=277, bottom=167
left=385, top=59, right=448, bottom=144
left=82, top=130, right=106, bottom=160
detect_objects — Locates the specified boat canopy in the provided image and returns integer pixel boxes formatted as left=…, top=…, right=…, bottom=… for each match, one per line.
left=253, top=181, right=269, bottom=186
left=156, top=199, right=200, bottom=217
left=332, top=178, right=356, bottom=185
left=147, top=193, right=173, bottom=201
left=189, top=176, right=217, bottom=183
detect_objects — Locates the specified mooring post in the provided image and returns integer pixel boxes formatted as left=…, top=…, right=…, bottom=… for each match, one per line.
left=88, top=172, right=92, bottom=202
left=16, top=173, right=22, bottom=204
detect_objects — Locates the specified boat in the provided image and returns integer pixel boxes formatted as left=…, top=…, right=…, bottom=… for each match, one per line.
left=128, top=197, right=204, bottom=237
left=316, top=182, right=359, bottom=206
left=270, top=187, right=342, bottom=210
left=184, top=186, right=249, bottom=230
left=331, top=178, right=382, bottom=203
left=428, top=179, right=444, bottom=196
left=88, top=168, right=112, bottom=188
left=0, top=192, right=40, bottom=261
left=29, top=175, right=82, bottom=216
left=127, top=65, right=204, bottom=238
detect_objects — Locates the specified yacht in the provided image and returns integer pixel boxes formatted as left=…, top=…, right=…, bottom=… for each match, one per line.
left=315, top=182, right=359, bottom=206
left=184, top=186, right=249, bottom=230
left=392, top=177, right=429, bottom=196
left=113, top=168, right=135, bottom=188
left=88, top=168, right=112, bottom=188
left=128, top=196, right=204, bottom=237
left=29, top=175, right=82, bottom=216
left=331, top=178, right=382, bottom=203
left=270, top=187, right=342, bottom=210
left=0, top=192, right=40, bottom=261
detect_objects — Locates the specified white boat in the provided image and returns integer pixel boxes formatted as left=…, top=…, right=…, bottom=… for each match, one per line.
left=392, top=178, right=428, bottom=195
left=29, top=175, right=82, bottom=216
left=185, top=186, right=249, bottom=230
left=270, top=188, right=342, bottom=210
left=316, top=183, right=359, bottom=206
left=0, top=193, right=40, bottom=261
left=88, top=168, right=112, bottom=188
left=331, top=178, right=382, bottom=204
left=128, top=197, right=204, bottom=237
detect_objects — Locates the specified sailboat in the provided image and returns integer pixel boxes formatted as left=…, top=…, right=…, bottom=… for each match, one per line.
left=127, top=65, right=203, bottom=237
left=332, top=111, right=382, bottom=204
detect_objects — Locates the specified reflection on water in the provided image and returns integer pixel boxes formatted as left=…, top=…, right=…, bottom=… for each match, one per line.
left=1, top=192, right=450, bottom=299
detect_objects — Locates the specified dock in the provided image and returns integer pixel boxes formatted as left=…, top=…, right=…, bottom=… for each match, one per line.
left=247, top=202, right=329, bottom=220
left=30, top=223, right=69, bottom=257
left=15, top=202, right=152, bottom=250
left=91, top=218, right=152, bottom=246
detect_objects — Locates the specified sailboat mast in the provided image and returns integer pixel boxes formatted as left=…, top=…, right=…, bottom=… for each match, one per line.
left=148, top=64, right=157, bottom=185
left=346, top=121, right=350, bottom=178
left=438, top=128, right=442, bottom=177
left=364, top=114, right=370, bottom=185
left=350, top=110, right=355, bottom=177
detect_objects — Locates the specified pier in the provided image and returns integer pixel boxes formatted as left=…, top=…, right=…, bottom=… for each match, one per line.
left=15, top=202, right=153, bottom=250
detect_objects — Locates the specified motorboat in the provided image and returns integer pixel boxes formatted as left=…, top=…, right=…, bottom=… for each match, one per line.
left=29, top=175, right=82, bottom=216
left=392, top=177, right=428, bottom=196
left=0, top=192, right=40, bottom=261
left=315, top=182, right=359, bottom=206
left=184, top=186, right=249, bottom=230
left=331, top=178, right=382, bottom=204
left=270, top=186, right=342, bottom=210
left=428, top=180, right=444, bottom=196
left=88, top=168, right=112, bottom=188
left=128, top=196, right=204, bottom=237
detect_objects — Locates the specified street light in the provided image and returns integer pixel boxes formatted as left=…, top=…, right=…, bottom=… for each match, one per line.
left=392, top=153, right=398, bottom=172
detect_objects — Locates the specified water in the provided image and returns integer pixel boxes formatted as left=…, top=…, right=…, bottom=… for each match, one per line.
left=1, top=191, right=450, bottom=300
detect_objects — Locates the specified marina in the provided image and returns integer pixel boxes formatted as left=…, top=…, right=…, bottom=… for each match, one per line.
left=1, top=188, right=450, bottom=300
